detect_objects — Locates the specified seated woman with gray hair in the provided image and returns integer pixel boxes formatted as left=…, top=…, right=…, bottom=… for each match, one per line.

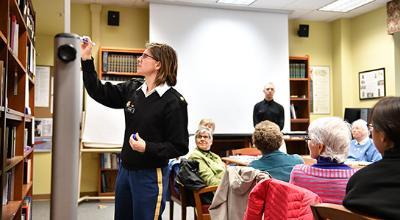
left=188, top=127, right=225, bottom=186
left=289, top=117, right=358, bottom=204
left=347, top=119, right=382, bottom=162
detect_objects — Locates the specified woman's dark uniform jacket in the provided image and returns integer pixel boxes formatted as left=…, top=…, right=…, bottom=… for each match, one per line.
left=81, top=59, right=189, bottom=169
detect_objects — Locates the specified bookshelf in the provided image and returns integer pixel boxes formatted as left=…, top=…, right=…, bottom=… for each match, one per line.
left=289, top=56, right=310, bottom=131
left=0, top=0, right=36, bottom=219
left=78, top=145, right=121, bottom=202
left=288, top=56, right=310, bottom=154
left=98, top=47, right=145, bottom=81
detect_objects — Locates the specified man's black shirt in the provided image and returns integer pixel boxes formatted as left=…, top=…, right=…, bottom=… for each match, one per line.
left=253, top=99, right=284, bottom=130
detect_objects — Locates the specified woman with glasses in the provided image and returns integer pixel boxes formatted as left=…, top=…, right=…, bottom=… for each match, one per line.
left=289, top=117, right=357, bottom=204
left=81, top=40, right=189, bottom=220
left=344, top=97, right=400, bottom=219
left=188, top=127, right=225, bottom=186
left=186, top=118, right=216, bottom=157
left=347, top=119, right=382, bottom=162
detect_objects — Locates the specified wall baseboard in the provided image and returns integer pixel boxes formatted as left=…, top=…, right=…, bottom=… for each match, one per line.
left=33, top=192, right=98, bottom=201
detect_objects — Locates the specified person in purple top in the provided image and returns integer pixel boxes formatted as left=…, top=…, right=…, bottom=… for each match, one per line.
left=289, top=117, right=357, bottom=204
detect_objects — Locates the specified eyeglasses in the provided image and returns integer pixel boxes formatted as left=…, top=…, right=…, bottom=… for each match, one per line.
left=368, top=124, right=374, bottom=132
left=304, top=136, right=311, bottom=142
left=138, top=53, right=158, bottom=61
left=196, top=135, right=210, bottom=140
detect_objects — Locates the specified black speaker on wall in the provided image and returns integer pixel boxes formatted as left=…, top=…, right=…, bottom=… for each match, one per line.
left=108, top=11, right=120, bottom=26
left=298, top=24, right=309, bottom=37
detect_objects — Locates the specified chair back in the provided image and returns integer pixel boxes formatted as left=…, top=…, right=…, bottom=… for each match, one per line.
left=231, top=147, right=261, bottom=156
left=168, top=160, right=196, bottom=220
left=193, top=185, right=218, bottom=220
left=311, top=203, right=380, bottom=220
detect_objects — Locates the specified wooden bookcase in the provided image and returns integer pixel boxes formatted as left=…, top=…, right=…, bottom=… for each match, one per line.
left=0, top=0, right=36, bottom=219
left=98, top=47, right=145, bottom=81
left=79, top=48, right=144, bottom=202
left=289, top=56, right=310, bottom=131
left=287, top=56, right=311, bottom=155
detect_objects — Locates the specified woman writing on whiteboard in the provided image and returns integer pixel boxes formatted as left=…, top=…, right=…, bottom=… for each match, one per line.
left=81, top=39, right=189, bottom=220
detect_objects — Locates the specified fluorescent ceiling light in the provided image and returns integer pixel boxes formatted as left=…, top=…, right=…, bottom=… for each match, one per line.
left=217, top=0, right=256, bottom=6
left=319, top=0, right=375, bottom=12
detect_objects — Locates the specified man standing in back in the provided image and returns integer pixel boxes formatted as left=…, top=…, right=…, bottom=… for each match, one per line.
left=253, top=82, right=284, bottom=130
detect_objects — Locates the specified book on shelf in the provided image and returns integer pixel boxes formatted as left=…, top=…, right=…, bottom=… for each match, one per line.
left=13, top=71, right=18, bottom=96
left=2, top=171, right=14, bottom=205
left=290, top=104, right=297, bottom=119
left=11, top=16, right=19, bottom=57
left=2, top=173, right=8, bottom=205
left=102, top=51, right=108, bottom=73
left=23, top=158, right=32, bottom=184
left=101, top=153, right=111, bottom=169
left=101, top=171, right=117, bottom=193
left=7, top=126, right=17, bottom=158
left=21, top=196, right=32, bottom=220
left=101, top=153, right=120, bottom=169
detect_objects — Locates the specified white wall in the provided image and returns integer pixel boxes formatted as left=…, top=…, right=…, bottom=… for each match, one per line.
left=150, top=3, right=289, bottom=134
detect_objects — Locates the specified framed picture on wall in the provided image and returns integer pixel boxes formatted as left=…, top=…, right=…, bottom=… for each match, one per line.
left=359, top=68, right=385, bottom=100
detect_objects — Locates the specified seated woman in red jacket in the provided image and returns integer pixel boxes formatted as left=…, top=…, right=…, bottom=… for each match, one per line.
left=289, top=117, right=358, bottom=204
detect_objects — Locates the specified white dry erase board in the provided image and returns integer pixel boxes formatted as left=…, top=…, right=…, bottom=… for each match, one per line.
left=150, top=4, right=290, bottom=133
left=82, top=81, right=125, bottom=147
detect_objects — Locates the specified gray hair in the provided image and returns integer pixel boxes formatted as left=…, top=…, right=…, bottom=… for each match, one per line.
left=195, top=127, right=213, bottom=141
left=351, top=119, right=369, bottom=136
left=308, top=117, right=351, bottom=163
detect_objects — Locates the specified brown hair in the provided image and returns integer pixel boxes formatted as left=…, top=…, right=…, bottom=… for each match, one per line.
left=370, top=96, right=400, bottom=148
left=252, top=120, right=283, bottom=154
left=146, top=42, right=178, bottom=86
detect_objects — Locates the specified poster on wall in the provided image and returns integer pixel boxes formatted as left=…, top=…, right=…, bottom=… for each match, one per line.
left=359, top=68, right=385, bottom=100
left=34, top=66, right=50, bottom=107
left=34, top=118, right=53, bottom=152
left=311, top=66, right=330, bottom=114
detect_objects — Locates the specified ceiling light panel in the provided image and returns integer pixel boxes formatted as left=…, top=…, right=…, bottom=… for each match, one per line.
left=217, top=0, right=256, bottom=6
left=319, top=0, right=375, bottom=12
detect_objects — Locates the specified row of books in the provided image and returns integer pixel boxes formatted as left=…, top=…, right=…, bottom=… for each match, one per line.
left=289, top=63, right=307, bottom=78
left=2, top=171, right=14, bottom=205
left=102, top=52, right=140, bottom=73
left=102, top=75, right=136, bottom=81
left=18, top=0, right=35, bottom=40
left=101, top=171, right=117, bottom=193
left=100, top=153, right=120, bottom=169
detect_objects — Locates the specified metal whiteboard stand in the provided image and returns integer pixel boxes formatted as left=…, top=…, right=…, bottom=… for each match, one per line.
left=51, top=33, right=82, bottom=220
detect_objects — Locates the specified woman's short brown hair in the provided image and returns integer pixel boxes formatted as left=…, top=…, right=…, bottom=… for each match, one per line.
left=252, top=120, right=283, bottom=154
left=146, top=43, right=178, bottom=87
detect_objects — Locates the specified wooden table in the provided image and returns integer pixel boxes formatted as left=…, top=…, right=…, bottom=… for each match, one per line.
left=222, top=154, right=369, bottom=169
